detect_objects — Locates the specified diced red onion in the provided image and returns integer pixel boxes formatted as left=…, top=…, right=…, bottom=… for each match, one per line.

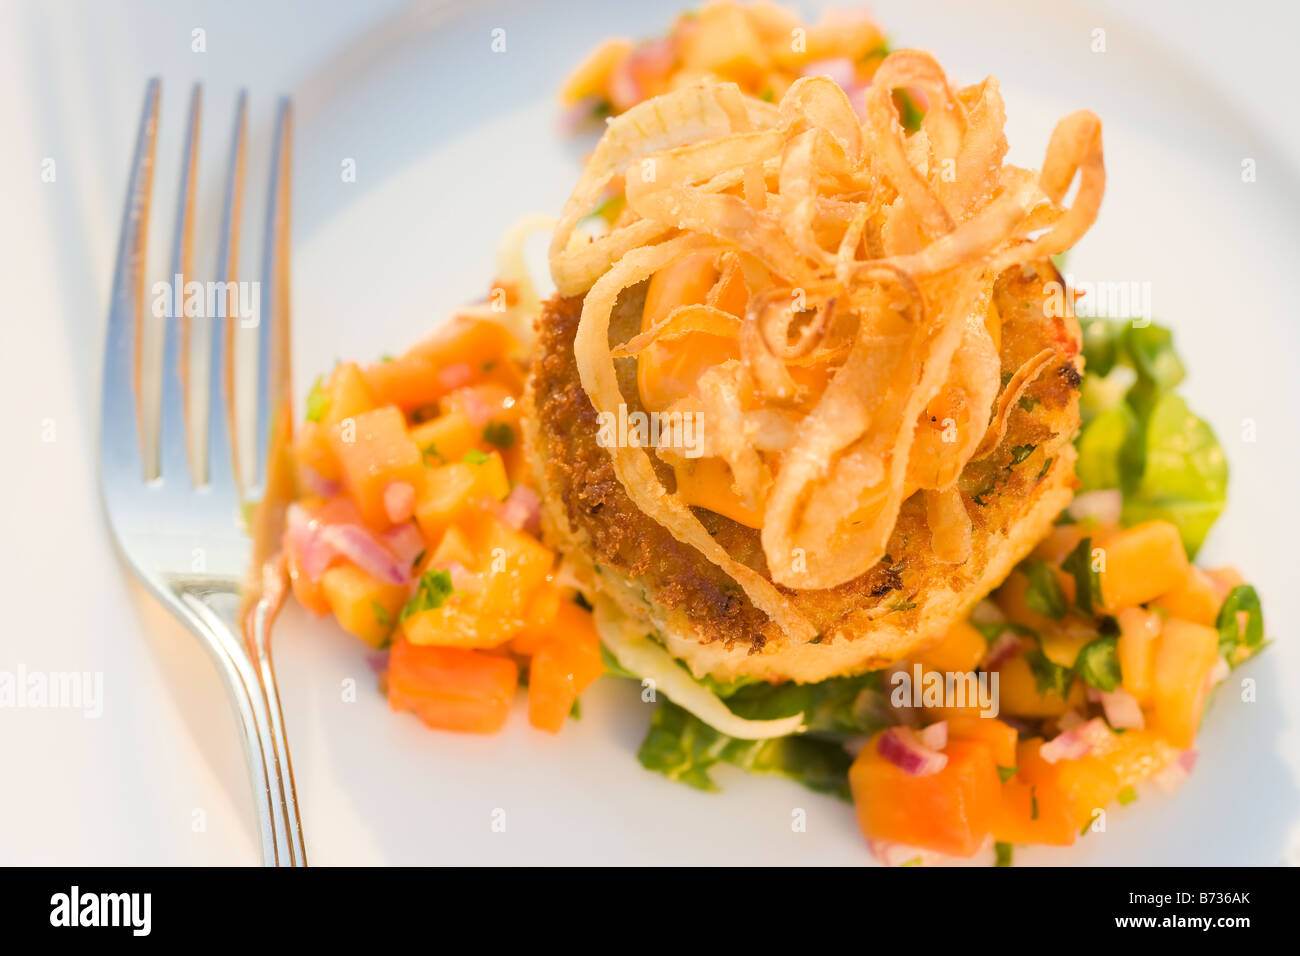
left=285, top=503, right=334, bottom=581
left=437, top=362, right=473, bottom=390
left=878, top=727, right=948, bottom=776
left=980, top=631, right=1025, bottom=670
left=380, top=521, right=425, bottom=571
left=1079, top=716, right=1114, bottom=748
left=298, top=464, right=341, bottom=499
left=452, top=387, right=493, bottom=426
left=443, top=561, right=479, bottom=594
left=1069, top=489, right=1122, bottom=525
left=365, top=651, right=389, bottom=676
left=319, top=524, right=408, bottom=585
left=917, top=721, right=948, bottom=752
left=495, top=483, right=542, bottom=535
left=800, top=57, right=857, bottom=91
left=383, top=481, right=416, bottom=524
left=1099, top=687, right=1145, bottom=729
left=1040, top=717, right=1111, bottom=764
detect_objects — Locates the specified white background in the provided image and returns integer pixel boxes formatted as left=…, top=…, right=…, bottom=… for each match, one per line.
left=1, top=0, right=1297, bottom=864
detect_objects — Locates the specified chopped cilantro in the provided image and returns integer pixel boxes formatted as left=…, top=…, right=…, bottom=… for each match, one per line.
left=1009, top=444, right=1036, bottom=464
left=463, top=449, right=490, bottom=465
left=1018, top=395, right=1040, bottom=412
left=972, top=474, right=1000, bottom=506
left=889, top=600, right=918, bottom=612
left=1061, top=536, right=1103, bottom=615
left=370, top=600, right=392, bottom=629
left=400, top=569, right=455, bottom=622
left=421, top=443, right=445, bottom=465
left=1024, top=646, right=1071, bottom=698
left=411, top=548, right=426, bottom=572
left=482, top=420, right=515, bottom=450
left=893, top=89, right=924, bottom=132
left=1074, top=635, right=1122, bottom=692
left=1022, top=559, right=1067, bottom=620
left=997, top=765, right=1018, bottom=783
left=379, top=353, right=395, bottom=362
left=1215, top=585, right=1264, bottom=660
left=305, top=376, right=329, bottom=422
left=994, top=842, right=1013, bottom=867
left=1117, top=785, right=1138, bottom=806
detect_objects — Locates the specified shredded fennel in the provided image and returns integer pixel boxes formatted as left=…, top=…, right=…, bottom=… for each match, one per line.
left=594, top=597, right=805, bottom=740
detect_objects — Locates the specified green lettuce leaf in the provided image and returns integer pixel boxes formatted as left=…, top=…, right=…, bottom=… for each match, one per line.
left=1074, top=318, right=1226, bottom=557
left=1076, top=402, right=1137, bottom=491
left=722, top=671, right=890, bottom=736
left=636, top=672, right=891, bottom=797
left=1121, top=393, right=1228, bottom=555
left=637, top=700, right=855, bottom=799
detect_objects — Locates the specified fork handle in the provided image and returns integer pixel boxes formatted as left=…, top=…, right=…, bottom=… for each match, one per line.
left=248, top=597, right=308, bottom=866
left=183, top=591, right=305, bottom=865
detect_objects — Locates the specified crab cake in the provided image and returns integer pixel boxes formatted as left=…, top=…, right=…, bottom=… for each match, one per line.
left=526, top=263, right=1082, bottom=684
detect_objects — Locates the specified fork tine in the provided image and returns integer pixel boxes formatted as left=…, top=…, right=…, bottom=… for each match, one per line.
left=207, top=91, right=248, bottom=490
left=101, top=78, right=160, bottom=482
left=159, top=83, right=202, bottom=484
left=252, top=97, right=294, bottom=497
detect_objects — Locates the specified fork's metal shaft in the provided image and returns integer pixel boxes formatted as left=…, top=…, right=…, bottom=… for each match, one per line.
left=249, top=596, right=306, bottom=865
left=176, top=588, right=288, bottom=863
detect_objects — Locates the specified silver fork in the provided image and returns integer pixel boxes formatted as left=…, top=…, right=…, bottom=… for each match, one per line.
left=99, top=79, right=306, bottom=866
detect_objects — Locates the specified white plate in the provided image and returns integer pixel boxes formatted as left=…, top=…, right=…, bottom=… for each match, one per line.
left=265, top=0, right=1300, bottom=864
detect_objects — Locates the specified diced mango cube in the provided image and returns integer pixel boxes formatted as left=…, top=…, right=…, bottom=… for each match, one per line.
left=320, top=562, right=408, bottom=648
left=1152, top=618, right=1219, bottom=748
left=1098, top=521, right=1189, bottom=611
left=296, top=362, right=378, bottom=480
left=328, top=406, right=424, bottom=529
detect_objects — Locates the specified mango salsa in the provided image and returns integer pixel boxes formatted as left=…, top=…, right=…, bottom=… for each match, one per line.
left=288, top=304, right=605, bottom=739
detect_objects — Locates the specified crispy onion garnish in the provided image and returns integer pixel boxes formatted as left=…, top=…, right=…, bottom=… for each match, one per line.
left=609, top=303, right=741, bottom=358
left=925, top=486, right=973, bottom=564
left=572, top=233, right=819, bottom=641
left=552, top=53, right=1104, bottom=623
